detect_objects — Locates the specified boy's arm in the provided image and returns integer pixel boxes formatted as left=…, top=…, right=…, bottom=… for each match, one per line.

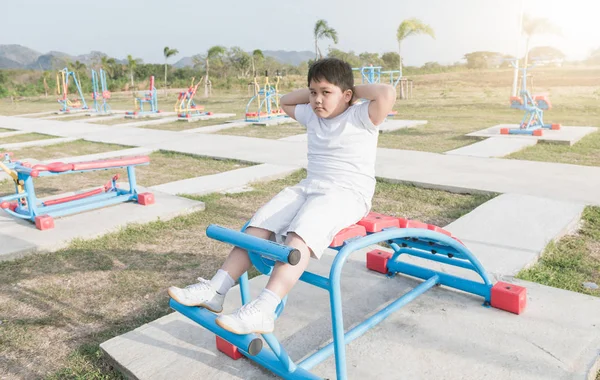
left=280, top=88, right=310, bottom=121
left=353, top=84, right=396, bottom=126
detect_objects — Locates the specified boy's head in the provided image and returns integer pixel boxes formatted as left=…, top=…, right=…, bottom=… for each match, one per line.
left=307, top=58, right=354, bottom=119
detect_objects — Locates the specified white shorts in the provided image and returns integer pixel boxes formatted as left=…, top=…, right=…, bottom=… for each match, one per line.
left=248, top=179, right=369, bottom=259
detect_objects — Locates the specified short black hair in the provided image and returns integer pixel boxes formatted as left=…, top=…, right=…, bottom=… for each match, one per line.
left=307, top=58, right=354, bottom=92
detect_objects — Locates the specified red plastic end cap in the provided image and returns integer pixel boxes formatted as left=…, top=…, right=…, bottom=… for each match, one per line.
left=551, top=123, right=561, bottom=130
left=216, top=336, right=243, bottom=360
left=0, top=201, right=10, bottom=209
left=357, top=212, right=400, bottom=232
left=35, top=215, right=55, bottom=231
left=500, top=128, right=509, bottom=135
left=533, top=129, right=543, bottom=136
left=491, top=281, right=526, bottom=315
left=329, top=224, right=367, bottom=247
left=208, top=112, right=213, bottom=115
left=397, top=218, right=428, bottom=229
left=30, top=170, right=39, bottom=178
left=137, top=192, right=155, bottom=206
left=366, top=249, right=392, bottom=274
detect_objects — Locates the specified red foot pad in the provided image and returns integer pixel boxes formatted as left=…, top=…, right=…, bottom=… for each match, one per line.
left=533, top=129, right=543, bottom=136
left=427, top=224, right=452, bottom=236
left=500, top=128, right=509, bottom=135
left=137, top=192, right=155, bottom=206
left=35, top=215, right=55, bottom=230
left=491, top=281, right=526, bottom=314
left=215, top=336, right=243, bottom=360
left=551, top=123, right=561, bottom=130
left=357, top=212, right=400, bottom=232
left=329, top=224, right=367, bottom=247
left=397, top=218, right=428, bottom=229
left=366, top=249, right=392, bottom=274
left=0, top=201, right=18, bottom=211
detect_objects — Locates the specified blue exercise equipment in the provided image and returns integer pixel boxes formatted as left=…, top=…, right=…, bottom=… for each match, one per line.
left=503, top=60, right=560, bottom=136
left=0, top=156, right=154, bottom=230
left=125, top=76, right=160, bottom=118
left=170, top=213, right=525, bottom=379
left=56, top=67, right=88, bottom=113
left=91, top=69, right=112, bottom=115
left=352, top=65, right=402, bottom=87
left=245, top=71, right=287, bottom=122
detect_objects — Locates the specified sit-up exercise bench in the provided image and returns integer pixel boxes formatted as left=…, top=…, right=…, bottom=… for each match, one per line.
left=170, top=212, right=526, bottom=379
left=0, top=155, right=155, bottom=230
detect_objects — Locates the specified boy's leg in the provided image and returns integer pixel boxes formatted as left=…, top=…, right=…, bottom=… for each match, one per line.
left=264, top=232, right=311, bottom=298
left=167, top=227, right=272, bottom=312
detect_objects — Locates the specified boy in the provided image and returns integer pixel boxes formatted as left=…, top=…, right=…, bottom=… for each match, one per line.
left=168, top=58, right=396, bottom=335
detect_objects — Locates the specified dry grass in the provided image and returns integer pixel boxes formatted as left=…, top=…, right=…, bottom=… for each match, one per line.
left=0, top=150, right=252, bottom=199
left=0, top=170, right=493, bottom=379
left=0, top=133, right=57, bottom=145
left=10, top=140, right=132, bottom=161
left=215, top=123, right=307, bottom=140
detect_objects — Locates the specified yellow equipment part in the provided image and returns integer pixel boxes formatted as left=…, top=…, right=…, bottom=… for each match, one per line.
left=0, top=161, right=24, bottom=193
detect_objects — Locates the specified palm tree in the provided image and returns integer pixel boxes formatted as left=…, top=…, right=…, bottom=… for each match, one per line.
left=163, top=46, right=179, bottom=93
left=314, top=19, right=338, bottom=60
left=201, top=45, right=226, bottom=97
left=396, top=18, right=435, bottom=98
left=73, top=60, right=86, bottom=75
left=127, top=55, right=142, bottom=87
left=100, top=56, right=116, bottom=78
left=521, top=14, right=561, bottom=67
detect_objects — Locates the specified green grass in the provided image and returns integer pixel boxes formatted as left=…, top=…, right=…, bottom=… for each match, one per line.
left=0, top=170, right=492, bottom=378
left=0, top=132, right=56, bottom=144
left=518, top=206, right=600, bottom=297
left=0, top=128, right=13, bottom=133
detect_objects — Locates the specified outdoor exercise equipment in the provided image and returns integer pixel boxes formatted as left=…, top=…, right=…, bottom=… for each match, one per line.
left=56, top=67, right=88, bottom=113
left=352, top=65, right=405, bottom=113
left=170, top=212, right=526, bottom=380
left=245, top=71, right=287, bottom=122
left=91, top=69, right=112, bottom=115
left=503, top=60, right=560, bottom=136
left=125, top=76, right=160, bottom=117
left=0, top=155, right=155, bottom=230
left=175, top=77, right=212, bottom=120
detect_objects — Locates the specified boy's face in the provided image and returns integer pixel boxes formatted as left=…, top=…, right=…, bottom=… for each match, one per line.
left=308, top=78, right=353, bottom=119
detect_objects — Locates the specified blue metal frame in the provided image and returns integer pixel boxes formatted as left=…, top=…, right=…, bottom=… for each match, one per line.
left=507, top=60, right=555, bottom=135
left=352, top=66, right=401, bottom=87
left=0, top=161, right=148, bottom=224
left=57, top=67, right=88, bottom=113
left=245, top=71, right=288, bottom=123
left=91, top=69, right=112, bottom=115
left=171, top=223, right=494, bottom=379
left=125, top=76, right=159, bottom=117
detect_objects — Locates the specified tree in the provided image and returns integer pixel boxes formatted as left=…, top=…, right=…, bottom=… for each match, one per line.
left=194, top=45, right=226, bottom=97
left=463, top=51, right=503, bottom=69
left=381, top=52, right=400, bottom=71
left=396, top=18, right=435, bottom=98
left=358, top=52, right=383, bottom=67
left=252, top=49, right=264, bottom=75
left=100, top=56, right=116, bottom=78
left=327, top=48, right=360, bottom=67
left=163, top=46, right=179, bottom=93
left=521, top=14, right=561, bottom=67
left=314, top=19, right=338, bottom=60
left=228, top=47, right=252, bottom=77
left=127, top=55, right=143, bottom=87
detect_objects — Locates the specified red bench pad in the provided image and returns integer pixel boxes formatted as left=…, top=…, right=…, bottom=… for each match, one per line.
left=32, top=156, right=150, bottom=173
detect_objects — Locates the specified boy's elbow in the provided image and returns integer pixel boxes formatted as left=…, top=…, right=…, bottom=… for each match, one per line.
left=384, top=85, right=396, bottom=101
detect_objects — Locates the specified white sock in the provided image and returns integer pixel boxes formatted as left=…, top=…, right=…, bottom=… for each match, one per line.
left=210, top=269, right=235, bottom=295
left=256, top=288, right=281, bottom=314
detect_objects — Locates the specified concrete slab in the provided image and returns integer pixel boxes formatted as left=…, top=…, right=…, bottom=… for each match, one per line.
left=150, top=164, right=301, bottom=195
left=12, top=111, right=57, bottom=118
left=114, top=117, right=178, bottom=128
left=0, top=187, right=204, bottom=261
left=54, top=109, right=89, bottom=115
left=0, top=137, right=77, bottom=150
left=177, top=113, right=236, bottom=123
left=42, top=113, right=90, bottom=120
left=124, top=112, right=177, bottom=119
left=445, top=137, right=538, bottom=158
left=378, top=119, right=428, bottom=133
left=279, top=133, right=308, bottom=142
left=444, top=193, right=584, bottom=276
left=100, top=249, right=600, bottom=380
left=0, top=115, right=112, bottom=137
left=467, top=125, right=598, bottom=146
left=72, top=114, right=125, bottom=123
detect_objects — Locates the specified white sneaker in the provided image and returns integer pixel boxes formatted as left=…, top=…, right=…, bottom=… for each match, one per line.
left=215, top=299, right=275, bottom=335
left=168, top=278, right=225, bottom=313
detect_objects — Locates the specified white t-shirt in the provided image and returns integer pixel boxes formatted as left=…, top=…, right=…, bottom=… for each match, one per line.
left=294, top=101, right=379, bottom=207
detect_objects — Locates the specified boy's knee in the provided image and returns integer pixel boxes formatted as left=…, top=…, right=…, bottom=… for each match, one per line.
left=245, top=226, right=273, bottom=240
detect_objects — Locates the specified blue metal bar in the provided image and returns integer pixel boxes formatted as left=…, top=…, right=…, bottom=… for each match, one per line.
left=390, top=238, right=465, bottom=259
left=387, top=260, right=491, bottom=301
left=169, top=299, right=262, bottom=355
left=389, top=243, right=476, bottom=271
left=206, top=224, right=301, bottom=265
left=127, top=166, right=137, bottom=194
left=45, top=194, right=134, bottom=218
left=299, top=275, right=439, bottom=372
left=262, top=333, right=297, bottom=373
left=299, top=271, right=330, bottom=290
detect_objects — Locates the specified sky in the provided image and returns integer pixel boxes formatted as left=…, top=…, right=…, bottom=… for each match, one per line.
left=1, top=0, right=598, bottom=66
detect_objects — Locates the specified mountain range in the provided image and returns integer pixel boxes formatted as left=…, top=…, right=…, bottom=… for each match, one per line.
left=0, top=44, right=314, bottom=70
